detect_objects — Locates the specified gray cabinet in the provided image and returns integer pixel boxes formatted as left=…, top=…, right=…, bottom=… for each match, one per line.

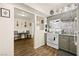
left=59, top=35, right=77, bottom=54
left=59, top=36, right=65, bottom=50
left=69, top=36, right=77, bottom=54
left=59, top=35, right=69, bottom=51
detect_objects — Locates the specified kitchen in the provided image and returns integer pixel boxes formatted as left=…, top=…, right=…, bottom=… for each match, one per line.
left=0, top=3, right=79, bottom=56
left=14, top=3, right=78, bottom=56
left=46, top=3, right=78, bottom=55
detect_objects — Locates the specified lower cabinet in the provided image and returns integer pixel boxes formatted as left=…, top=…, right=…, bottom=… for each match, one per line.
left=69, top=36, right=77, bottom=54
left=59, top=35, right=77, bottom=55
left=59, top=35, right=69, bottom=51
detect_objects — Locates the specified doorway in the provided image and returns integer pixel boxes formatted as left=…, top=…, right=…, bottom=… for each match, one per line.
left=14, top=8, right=35, bottom=56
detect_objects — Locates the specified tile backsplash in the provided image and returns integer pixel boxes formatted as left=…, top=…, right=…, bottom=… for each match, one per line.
left=61, top=21, right=75, bottom=35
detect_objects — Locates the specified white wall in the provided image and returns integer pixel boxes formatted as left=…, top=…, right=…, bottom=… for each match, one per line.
left=0, top=4, right=14, bottom=56
left=13, top=3, right=47, bottom=50
left=0, top=3, right=46, bottom=56
left=14, top=18, right=29, bottom=32
left=34, top=15, right=46, bottom=49
left=12, top=3, right=46, bottom=17
left=14, top=17, right=34, bottom=38
left=13, top=4, right=46, bottom=39
left=12, top=4, right=46, bottom=49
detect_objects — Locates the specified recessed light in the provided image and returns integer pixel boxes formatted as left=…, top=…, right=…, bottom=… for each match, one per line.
left=18, top=13, right=26, bottom=17
left=21, top=14, right=25, bottom=16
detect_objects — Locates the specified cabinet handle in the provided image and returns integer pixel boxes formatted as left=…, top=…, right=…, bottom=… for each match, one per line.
left=53, top=37, right=55, bottom=41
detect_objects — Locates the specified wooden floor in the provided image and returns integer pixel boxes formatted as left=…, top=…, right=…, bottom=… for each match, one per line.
left=14, top=38, right=74, bottom=56
left=14, top=39, right=59, bottom=56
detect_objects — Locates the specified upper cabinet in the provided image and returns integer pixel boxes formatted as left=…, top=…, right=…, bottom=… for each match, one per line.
left=47, top=4, right=78, bottom=21
left=47, top=9, right=77, bottom=20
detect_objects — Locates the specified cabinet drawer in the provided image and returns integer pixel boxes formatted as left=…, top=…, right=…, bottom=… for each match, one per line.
left=47, top=42, right=58, bottom=49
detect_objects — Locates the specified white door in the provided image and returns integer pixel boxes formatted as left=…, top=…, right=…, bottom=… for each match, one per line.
left=34, top=15, right=45, bottom=49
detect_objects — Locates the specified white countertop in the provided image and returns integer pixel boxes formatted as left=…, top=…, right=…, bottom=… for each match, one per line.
left=59, top=34, right=77, bottom=37
left=47, top=32, right=77, bottom=37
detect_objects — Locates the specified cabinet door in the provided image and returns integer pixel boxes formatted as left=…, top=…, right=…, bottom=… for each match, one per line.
left=69, top=36, right=77, bottom=54
left=59, top=36, right=66, bottom=50
left=59, top=36, right=64, bottom=49
left=64, top=36, right=70, bottom=51
left=59, top=35, right=69, bottom=51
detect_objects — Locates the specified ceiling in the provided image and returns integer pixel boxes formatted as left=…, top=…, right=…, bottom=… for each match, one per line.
left=14, top=8, right=34, bottom=19
left=26, top=3, right=73, bottom=16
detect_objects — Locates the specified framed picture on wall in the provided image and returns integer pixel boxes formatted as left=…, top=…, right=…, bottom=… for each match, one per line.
left=41, top=20, right=44, bottom=24
left=45, top=24, right=47, bottom=28
left=40, top=20, right=44, bottom=30
left=16, top=21, right=19, bottom=26
left=24, top=22, right=27, bottom=27
left=0, top=8, right=10, bottom=18
left=29, top=23, right=32, bottom=26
